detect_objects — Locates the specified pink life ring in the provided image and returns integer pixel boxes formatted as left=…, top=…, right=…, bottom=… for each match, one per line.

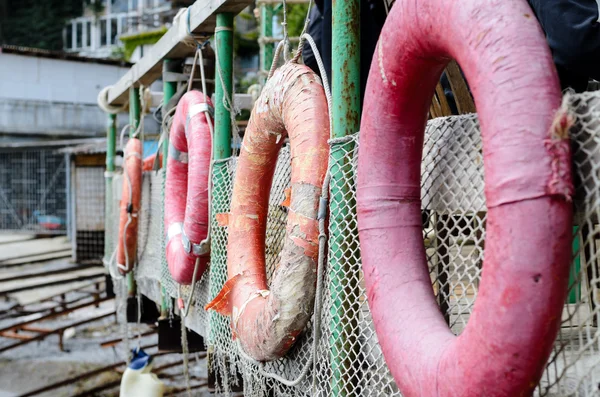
left=164, top=91, right=213, bottom=285
left=357, top=1, right=573, bottom=396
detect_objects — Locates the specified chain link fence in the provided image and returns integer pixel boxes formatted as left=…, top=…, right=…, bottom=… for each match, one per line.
left=105, top=91, right=600, bottom=396
left=0, top=149, right=68, bottom=235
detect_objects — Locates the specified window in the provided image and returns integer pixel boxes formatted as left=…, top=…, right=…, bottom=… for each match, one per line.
left=65, top=25, right=73, bottom=49
left=100, top=19, right=108, bottom=46
left=111, top=18, right=118, bottom=44
left=76, top=22, right=83, bottom=48
left=86, top=21, right=92, bottom=47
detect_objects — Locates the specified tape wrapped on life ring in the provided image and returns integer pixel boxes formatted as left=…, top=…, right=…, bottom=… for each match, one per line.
left=117, top=138, right=143, bottom=274
left=357, top=1, right=573, bottom=396
left=164, top=91, right=213, bottom=285
left=205, top=62, right=329, bottom=361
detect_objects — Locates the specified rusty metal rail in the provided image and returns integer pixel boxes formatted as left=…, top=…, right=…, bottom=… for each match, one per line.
left=0, top=310, right=115, bottom=353
left=0, top=274, right=104, bottom=296
left=0, top=280, right=105, bottom=320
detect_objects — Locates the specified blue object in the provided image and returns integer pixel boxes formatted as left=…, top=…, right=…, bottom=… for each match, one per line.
left=129, top=348, right=153, bottom=370
left=143, top=141, right=159, bottom=159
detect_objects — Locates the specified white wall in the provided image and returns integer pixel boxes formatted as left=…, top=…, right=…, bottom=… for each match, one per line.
left=0, top=52, right=159, bottom=137
left=0, top=53, right=128, bottom=104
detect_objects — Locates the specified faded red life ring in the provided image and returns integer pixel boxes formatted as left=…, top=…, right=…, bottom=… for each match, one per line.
left=117, top=137, right=143, bottom=274
left=357, top=1, right=573, bottom=396
left=164, top=91, right=213, bottom=285
left=206, top=62, right=329, bottom=361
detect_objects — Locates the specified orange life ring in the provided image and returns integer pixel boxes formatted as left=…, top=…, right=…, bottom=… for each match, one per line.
left=117, top=137, right=143, bottom=274
left=206, top=62, right=329, bottom=361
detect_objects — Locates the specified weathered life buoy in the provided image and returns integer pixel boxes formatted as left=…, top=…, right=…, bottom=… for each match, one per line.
left=117, top=137, right=143, bottom=274
left=357, top=1, right=573, bottom=396
left=205, top=62, right=329, bottom=361
left=164, top=91, right=213, bottom=285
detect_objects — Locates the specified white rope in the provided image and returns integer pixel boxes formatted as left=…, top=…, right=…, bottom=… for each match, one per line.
left=97, top=85, right=127, bottom=114
left=300, top=33, right=332, bottom=131
left=268, top=41, right=285, bottom=80
left=293, top=0, right=314, bottom=61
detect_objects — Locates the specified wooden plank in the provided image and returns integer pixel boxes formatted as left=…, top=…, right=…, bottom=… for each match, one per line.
left=74, top=154, right=106, bottom=167
left=435, top=82, right=452, bottom=116
left=445, top=61, right=476, bottom=114
left=107, top=0, right=253, bottom=106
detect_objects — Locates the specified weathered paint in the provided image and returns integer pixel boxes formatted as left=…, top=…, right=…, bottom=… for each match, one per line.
left=206, top=63, right=329, bottom=361
left=357, top=1, right=572, bottom=396
left=331, top=0, right=361, bottom=394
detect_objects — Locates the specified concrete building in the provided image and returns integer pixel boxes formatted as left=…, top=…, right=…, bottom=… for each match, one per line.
left=0, top=45, right=158, bottom=243
left=64, top=0, right=195, bottom=60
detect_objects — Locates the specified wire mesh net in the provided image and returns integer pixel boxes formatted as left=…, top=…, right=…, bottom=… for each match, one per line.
left=73, top=165, right=106, bottom=263
left=0, top=149, right=68, bottom=235
left=103, top=91, right=600, bottom=396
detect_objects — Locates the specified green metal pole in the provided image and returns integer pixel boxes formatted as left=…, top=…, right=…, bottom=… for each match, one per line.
left=160, top=59, right=178, bottom=317
left=208, top=11, right=233, bottom=350
left=569, top=226, right=582, bottom=303
left=330, top=0, right=361, bottom=395
left=104, top=114, right=117, bottom=265
left=127, top=87, right=141, bottom=297
left=214, top=13, right=234, bottom=159
left=260, top=4, right=274, bottom=84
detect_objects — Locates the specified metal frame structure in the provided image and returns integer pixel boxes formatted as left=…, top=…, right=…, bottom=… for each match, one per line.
left=101, top=0, right=361, bottom=395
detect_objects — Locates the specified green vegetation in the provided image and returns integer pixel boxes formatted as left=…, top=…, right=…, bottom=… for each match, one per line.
left=0, top=0, right=103, bottom=51
left=120, top=28, right=168, bottom=61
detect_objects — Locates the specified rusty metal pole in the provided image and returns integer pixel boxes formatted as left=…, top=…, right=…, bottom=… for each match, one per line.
left=329, top=0, right=360, bottom=395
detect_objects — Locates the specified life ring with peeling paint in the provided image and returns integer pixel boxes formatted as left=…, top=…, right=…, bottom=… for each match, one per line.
left=357, top=1, right=573, bottom=396
left=117, top=137, right=143, bottom=274
left=205, top=62, right=329, bottom=361
left=164, top=91, right=214, bottom=285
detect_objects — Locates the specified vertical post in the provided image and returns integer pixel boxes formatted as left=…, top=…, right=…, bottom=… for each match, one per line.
left=65, top=153, right=72, bottom=242
left=127, top=87, right=140, bottom=297
left=330, top=0, right=360, bottom=395
left=208, top=12, right=234, bottom=382
left=214, top=13, right=234, bottom=160
left=260, top=4, right=274, bottom=83
left=160, top=59, right=178, bottom=317
left=104, top=114, right=117, bottom=265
